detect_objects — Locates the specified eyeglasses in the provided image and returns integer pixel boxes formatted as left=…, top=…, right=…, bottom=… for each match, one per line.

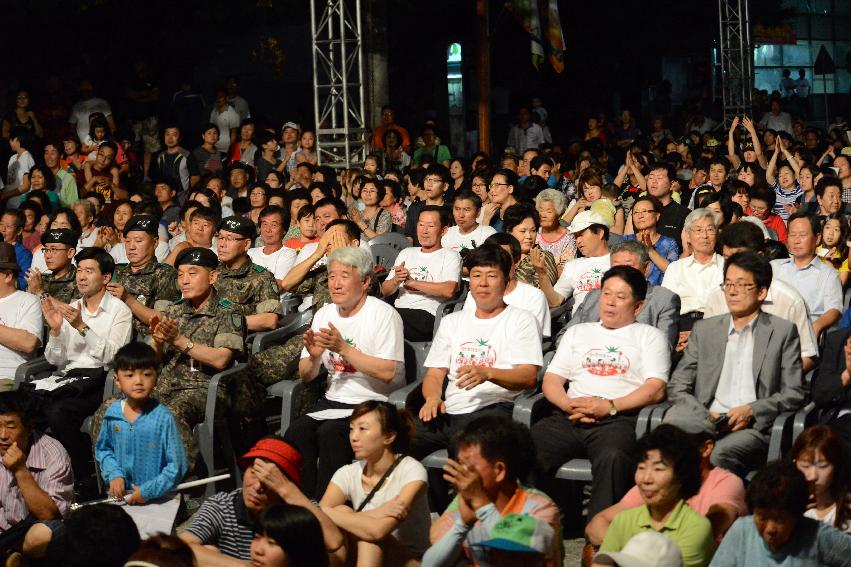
left=488, top=182, right=509, bottom=190
left=720, top=282, right=757, bottom=292
left=44, top=247, right=70, bottom=254
left=471, top=182, right=487, bottom=188
left=691, top=227, right=718, bottom=235
left=632, top=209, right=658, bottom=216
left=216, top=234, right=248, bottom=243
left=424, top=176, right=443, bottom=184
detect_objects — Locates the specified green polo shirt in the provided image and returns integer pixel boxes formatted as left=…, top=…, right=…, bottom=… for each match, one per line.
left=599, top=500, right=715, bottom=567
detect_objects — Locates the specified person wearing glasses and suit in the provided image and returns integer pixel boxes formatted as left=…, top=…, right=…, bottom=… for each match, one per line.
left=666, top=251, right=805, bottom=478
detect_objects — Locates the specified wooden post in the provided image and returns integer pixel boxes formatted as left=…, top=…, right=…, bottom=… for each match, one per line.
left=477, top=0, right=491, bottom=154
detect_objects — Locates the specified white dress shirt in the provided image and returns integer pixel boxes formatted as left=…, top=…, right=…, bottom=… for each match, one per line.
left=44, top=291, right=133, bottom=371
left=703, top=279, right=818, bottom=359
left=662, top=253, right=725, bottom=315
left=710, top=316, right=758, bottom=414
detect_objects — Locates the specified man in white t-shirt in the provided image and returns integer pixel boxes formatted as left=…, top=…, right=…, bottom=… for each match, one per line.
left=441, top=191, right=496, bottom=254
left=68, top=79, right=115, bottom=144
left=382, top=206, right=461, bottom=341
left=285, top=246, right=405, bottom=498
left=413, top=244, right=542, bottom=507
left=0, top=244, right=41, bottom=379
left=248, top=206, right=297, bottom=292
left=551, top=210, right=612, bottom=313
left=210, top=90, right=240, bottom=154
left=531, top=265, right=670, bottom=519
left=462, top=233, right=551, bottom=338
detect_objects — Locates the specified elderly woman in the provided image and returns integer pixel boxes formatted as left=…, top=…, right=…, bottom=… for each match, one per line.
left=596, top=425, right=714, bottom=567
left=285, top=245, right=406, bottom=499
left=535, top=188, right=576, bottom=269
left=710, top=461, right=851, bottom=566
left=503, top=203, right=558, bottom=288
left=623, top=195, right=680, bottom=286
left=72, top=199, right=100, bottom=248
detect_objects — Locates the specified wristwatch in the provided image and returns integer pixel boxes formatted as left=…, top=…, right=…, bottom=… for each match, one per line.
left=181, top=340, right=195, bottom=354
left=608, top=399, right=618, bottom=417
left=78, top=324, right=89, bottom=337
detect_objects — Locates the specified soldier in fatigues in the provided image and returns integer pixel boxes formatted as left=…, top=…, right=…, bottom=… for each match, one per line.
left=214, top=216, right=281, bottom=332
left=25, top=228, right=80, bottom=303
left=153, top=247, right=245, bottom=462
left=106, top=215, right=180, bottom=338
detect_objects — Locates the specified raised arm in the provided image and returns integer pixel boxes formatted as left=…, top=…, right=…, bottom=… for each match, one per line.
left=765, top=143, right=781, bottom=186
left=742, top=116, right=767, bottom=169
left=726, top=116, right=742, bottom=170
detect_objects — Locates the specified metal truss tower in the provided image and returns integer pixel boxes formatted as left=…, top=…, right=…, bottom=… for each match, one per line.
left=311, top=0, right=368, bottom=168
left=718, top=0, right=753, bottom=126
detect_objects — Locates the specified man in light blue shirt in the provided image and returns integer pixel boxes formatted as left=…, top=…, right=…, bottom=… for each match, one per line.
left=770, top=212, right=842, bottom=339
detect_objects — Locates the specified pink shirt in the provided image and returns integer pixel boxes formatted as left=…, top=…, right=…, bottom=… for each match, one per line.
left=620, top=466, right=746, bottom=541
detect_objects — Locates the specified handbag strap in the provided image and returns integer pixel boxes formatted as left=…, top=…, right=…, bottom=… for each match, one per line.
left=356, top=455, right=405, bottom=512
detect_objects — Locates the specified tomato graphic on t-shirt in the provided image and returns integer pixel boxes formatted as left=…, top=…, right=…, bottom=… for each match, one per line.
left=410, top=265, right=434, bottom=282
left=582, top=345, right=630, bottom=376
left=456, top=338, right=497, bottom=368
left=327, top=337, right=357, bottom=373
left=576, top=267, right=604, bottom=292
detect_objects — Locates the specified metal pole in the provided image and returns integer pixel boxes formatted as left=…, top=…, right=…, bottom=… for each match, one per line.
left=477, top=0, right=491, bottom=154
left=310, top=0, right=322, bottom=165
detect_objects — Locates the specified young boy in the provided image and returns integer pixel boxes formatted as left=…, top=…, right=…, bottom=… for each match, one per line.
left=95, top=342, right=188, bottom=504
left=283, top=205, right=319, bottom=251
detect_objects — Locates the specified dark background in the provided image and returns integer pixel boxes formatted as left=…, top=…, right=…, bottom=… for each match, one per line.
left=3, top=0, right=787, bottom=149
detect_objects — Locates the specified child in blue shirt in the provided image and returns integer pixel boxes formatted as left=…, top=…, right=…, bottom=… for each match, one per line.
left=95, top=342, right=188, bottom=504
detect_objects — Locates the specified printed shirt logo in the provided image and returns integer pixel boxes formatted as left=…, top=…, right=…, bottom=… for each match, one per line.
left=456, top=338, right=497, bottom=368
left=576, top=267, right=605, bottom=292
left=582, top=345, right=631, bottom=377
left=328, top=336, right=357, bottom=373
left=410, top=266, right=434, bottom=282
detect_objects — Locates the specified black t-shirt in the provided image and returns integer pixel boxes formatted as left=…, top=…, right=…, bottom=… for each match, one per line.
left=658, top=200, right=690, bottom=249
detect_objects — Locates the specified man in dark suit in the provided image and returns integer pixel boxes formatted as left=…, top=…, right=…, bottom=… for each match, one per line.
left=667, top=251, right=805, bottom=477
left=565, top=239, right=680, bottom=347
left=812, top=327, right=851, bottom=457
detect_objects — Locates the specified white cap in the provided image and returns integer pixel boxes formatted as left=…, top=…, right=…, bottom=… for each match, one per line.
left=569, top=210, right=611, bottom=233
left=593, top=532, right=682, bottom=567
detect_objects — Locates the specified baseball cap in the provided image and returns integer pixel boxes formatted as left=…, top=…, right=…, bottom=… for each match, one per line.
left=240, top=437, right=303, bottom=488
left=281, top=121, right=301, bottom=133
left=594, top=531, right=682, bottom=567
left=569, top=210, right=611, bottom=233
left=471, top=514, right=553, bottom=556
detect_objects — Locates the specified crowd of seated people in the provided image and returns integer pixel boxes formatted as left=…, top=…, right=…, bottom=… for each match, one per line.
left=6, top=85, right=851, bottom=566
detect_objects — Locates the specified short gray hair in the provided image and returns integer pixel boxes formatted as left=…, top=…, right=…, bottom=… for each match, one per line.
left=73, top=199, right=96, bottom=219
left=684, top=208, right=720, bottom=232
left=610, top=239, right=649, bottom=264
left=535, top=189, right=568, bottom=217
left=327, top=246, right=374, bottom=280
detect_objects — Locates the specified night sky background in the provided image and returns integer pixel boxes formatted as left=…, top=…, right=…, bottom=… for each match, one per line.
left=3, top=0, right=787, bottom=148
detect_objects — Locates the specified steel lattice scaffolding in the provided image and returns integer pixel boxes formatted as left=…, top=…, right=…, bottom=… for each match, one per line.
left=718, top=0, right=753, bottom=126
left=311, top=0, right=368, bottom=168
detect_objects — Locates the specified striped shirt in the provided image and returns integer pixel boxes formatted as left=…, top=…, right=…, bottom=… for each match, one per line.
left=183, top=489, right=254, bottom=560
left=771, top=180, right=803, bottom=220
left=0, top=432, right=74, bottom=531
left=429, top=484, right=562, bottom=566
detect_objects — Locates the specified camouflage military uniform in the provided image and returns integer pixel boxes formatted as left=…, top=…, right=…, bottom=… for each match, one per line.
left=42, top=266, right=79, bottom=304
left=214, top=260, right=282, bottom=318
left=112, top=260, right=180, bottom=337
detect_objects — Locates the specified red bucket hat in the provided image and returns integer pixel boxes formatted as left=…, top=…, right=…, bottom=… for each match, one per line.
left=239, top=438, right=303, bottom=488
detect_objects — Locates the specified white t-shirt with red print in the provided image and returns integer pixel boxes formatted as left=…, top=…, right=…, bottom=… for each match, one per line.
left=548, top=321, right=670, bottom=400
left=462, top=281, right=551, bottom=337
left=425, top=305, right=543, bottom=414
left=386, top=247, right=462, bottom=315
left=553, top=254, right=611, bottom=314
left=301, top=296, right=405, bottom=404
